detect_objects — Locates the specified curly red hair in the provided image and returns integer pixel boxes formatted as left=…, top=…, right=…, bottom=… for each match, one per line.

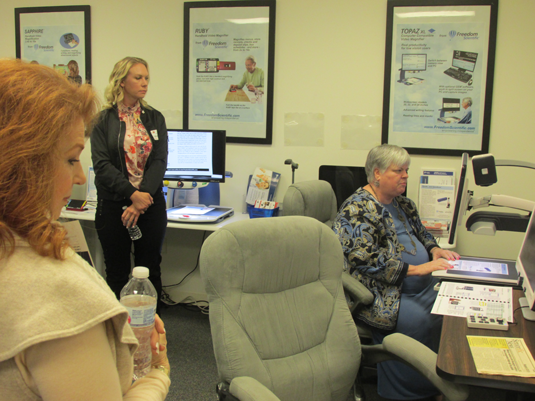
left=0, top=59, right=99, bottom=259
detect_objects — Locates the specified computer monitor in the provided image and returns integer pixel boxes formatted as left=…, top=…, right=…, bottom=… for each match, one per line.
left=401, top=54, right=427, bottom=71
left=451, top=50, right=478, bottom=73
left=448, top=153, right=470, bottom=245
left=319, top=165, right=407, bottom=210
left=164, top=129, right=226, bottom=183
left=516, top=206, right=535, bottom=321
left=442, top=98, right=461, bottom=113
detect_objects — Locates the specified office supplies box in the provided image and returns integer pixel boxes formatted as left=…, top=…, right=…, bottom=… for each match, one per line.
left=167, top=204, right=234, bottom=223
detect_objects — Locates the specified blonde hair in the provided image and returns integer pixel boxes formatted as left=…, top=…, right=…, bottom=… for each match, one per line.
left=104, top=57, right=151, bottom=109
left=0, top=59, right=99, bottom=259
left=68, top=59, right=79, bottom=75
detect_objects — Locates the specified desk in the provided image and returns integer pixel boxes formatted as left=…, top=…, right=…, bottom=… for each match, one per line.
left=224, top=88, right=250, bottom=102
left=437, top=289, right=535, bottom=393
left=60, top=209, right=249, bottom=302
left=61, top=208, right=249, bottom=231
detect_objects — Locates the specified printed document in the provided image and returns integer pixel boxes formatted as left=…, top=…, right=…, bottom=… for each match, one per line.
left=467, top=336, right=535, bottom=377
left=431, top=281, right=513, bottom=321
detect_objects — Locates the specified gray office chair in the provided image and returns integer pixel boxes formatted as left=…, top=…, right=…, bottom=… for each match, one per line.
left=200, top=216, right=469, bottom=401
left=282, top=180, right=374, bottom=335
left=282, top=180, right=338, bottom=227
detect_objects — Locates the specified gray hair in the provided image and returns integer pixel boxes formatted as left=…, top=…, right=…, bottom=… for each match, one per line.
left=245, top=55, right=256, bottom=64
left=365, top=144, right=411, bottom=184
left=462, top=97, right=472, bottom=107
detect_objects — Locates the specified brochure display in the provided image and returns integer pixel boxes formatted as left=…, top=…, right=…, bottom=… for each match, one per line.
left=419, top=169, right=455, bottom=238
left=382, top=0, right=498, bottom=156
left=245, top=167, right=281, bottom=206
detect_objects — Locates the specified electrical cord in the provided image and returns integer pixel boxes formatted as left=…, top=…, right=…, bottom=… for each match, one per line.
left=160, top=231, right=210, bottom=313
left=162, top=230, right=209, bottom=289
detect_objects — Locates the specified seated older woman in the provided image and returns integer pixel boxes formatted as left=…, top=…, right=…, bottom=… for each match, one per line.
left=332, top=144, right=459, bottom=401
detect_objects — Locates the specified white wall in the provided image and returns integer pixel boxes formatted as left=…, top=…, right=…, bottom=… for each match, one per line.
left=2, top=0, right=534, bottom=265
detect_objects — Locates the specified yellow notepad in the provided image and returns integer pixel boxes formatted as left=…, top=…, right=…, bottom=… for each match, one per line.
left=467, top=335, right=535, bottom=377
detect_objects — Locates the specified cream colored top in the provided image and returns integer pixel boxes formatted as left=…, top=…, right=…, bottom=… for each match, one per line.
left=0, top=238, right=170, bottom=400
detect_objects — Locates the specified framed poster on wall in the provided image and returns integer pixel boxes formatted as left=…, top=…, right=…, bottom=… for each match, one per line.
left=382, top=0, right=498, bottom=156
left=183, top=1, right=276, bottom=145
left=15, top=6, right=91, bottom=85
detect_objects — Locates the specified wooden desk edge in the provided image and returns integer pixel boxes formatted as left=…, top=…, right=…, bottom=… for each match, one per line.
left=436, top=289, right=535, bottom=393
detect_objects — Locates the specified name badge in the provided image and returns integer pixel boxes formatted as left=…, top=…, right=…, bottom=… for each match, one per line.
left=151, top=130, right=159, bottom=140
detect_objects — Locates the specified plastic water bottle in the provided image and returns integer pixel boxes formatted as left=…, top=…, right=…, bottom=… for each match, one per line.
left=122, top=206, right=142, bottom=240
left=120, top=266, right=157, bottom=378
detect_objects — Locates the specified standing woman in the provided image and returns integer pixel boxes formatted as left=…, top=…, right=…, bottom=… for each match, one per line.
left=92, top=57, right=168, bottom=312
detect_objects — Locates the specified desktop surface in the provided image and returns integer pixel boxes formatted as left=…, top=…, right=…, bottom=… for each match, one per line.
left=60, top=208, right=248, bottom=231
left=437, top=289, right=535, bottom=393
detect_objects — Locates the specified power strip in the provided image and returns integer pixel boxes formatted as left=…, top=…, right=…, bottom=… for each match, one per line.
left=466, top=314, right=509, bottom=331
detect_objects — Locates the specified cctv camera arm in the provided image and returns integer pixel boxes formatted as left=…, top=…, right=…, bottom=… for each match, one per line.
left=470, top=194, right=535, bottom=213
left=467, top=154, right=535, bottom=235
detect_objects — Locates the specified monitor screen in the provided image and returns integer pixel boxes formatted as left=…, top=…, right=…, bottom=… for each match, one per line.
left=164, top=129, right=226, bottom=183
left=448, top=153, right=470, bottom=245
left=319, top=165, right=407, bottom=210
left=442, top=98, right=461, bottom=113
left=516, top=206, right=535, bottom=314
left=401, top=54, right=427, bottom=72
left=451, top=50, right=478, bottom=73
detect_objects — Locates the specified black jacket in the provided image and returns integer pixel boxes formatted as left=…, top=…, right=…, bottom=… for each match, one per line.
left=91, top=104, right=168, bottom=201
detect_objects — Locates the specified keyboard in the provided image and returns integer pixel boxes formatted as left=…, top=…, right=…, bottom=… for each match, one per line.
left=444, top=68, right=472, bottom=83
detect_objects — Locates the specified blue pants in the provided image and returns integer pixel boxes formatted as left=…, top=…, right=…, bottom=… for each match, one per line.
left=95, top=191, right=167, bottom=313
left=372, top=275, right=443, bottom=400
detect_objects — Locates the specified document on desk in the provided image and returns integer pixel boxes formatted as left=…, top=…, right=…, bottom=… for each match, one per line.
left=431, top=281, right=513, bottom=322
left=467, top=336, right=535, bottom=377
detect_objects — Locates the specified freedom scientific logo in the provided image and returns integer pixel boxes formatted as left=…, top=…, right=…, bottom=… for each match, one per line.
left=449, top=30, right=479, bottom=40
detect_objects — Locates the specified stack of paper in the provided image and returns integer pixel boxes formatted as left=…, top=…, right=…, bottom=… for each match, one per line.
left=467, top=336, right=535, bottom=377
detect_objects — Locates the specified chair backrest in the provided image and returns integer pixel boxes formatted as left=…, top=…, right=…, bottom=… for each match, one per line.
left=282, top=180, right=338, bottom=228
left=200, top=216, right=360, bottom=401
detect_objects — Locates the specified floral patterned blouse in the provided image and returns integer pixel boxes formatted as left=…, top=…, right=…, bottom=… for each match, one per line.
left=118, top=102, right=152, bottom=189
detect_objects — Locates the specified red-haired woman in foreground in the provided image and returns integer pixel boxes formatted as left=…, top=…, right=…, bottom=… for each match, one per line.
left=0, top=59, right=170, bottom=400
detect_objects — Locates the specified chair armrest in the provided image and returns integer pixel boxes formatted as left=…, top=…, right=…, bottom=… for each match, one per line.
left=361, top=333, right=469, bottom=401
left=341, top=272, right=374, bottom=312
left=229, top=377, right=281, bottom=401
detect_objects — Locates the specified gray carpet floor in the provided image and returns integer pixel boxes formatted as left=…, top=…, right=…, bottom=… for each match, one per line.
left=161, top=304, right=521, bottom=401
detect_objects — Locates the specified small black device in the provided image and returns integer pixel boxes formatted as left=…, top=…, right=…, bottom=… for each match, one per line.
left=472, top=154, right=498, bottom=187
left=66, top=199, right=87, bottom=211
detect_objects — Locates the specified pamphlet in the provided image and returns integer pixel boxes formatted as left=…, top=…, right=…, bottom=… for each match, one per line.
left=467, top=336, right=535, bottom=377
left=245, top=167, right=281, bottom=205
left=419, top=169, right=455, bottom=238
left=431, top=281, right=513, bottom=321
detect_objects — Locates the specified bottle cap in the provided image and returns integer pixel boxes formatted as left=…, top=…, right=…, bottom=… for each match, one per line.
left=132, top=266, right=150, bottom=278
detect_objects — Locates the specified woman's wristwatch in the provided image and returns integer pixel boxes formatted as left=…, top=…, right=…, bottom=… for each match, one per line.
left=152, top=364, right=170, bottom=377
